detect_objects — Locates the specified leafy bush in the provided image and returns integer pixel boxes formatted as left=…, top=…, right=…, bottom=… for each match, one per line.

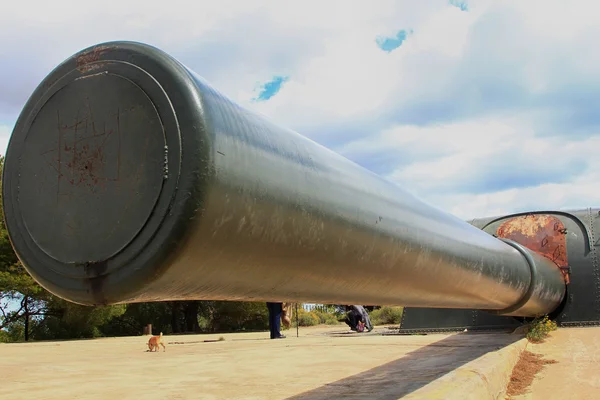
left=294, top=308, right=340, bottom=326
left=313, top=310, right=341, bottom=325
left=526, top=315, right=558, bottom=343
left=197, top=315, right=211, bottom=331
left=35, top=301, right=126, bottom=340
left=297, top=310, right=320, bottom=326
left=0, top=324, right=21, bottom=342
left=369, top=306, right=403, bottom=325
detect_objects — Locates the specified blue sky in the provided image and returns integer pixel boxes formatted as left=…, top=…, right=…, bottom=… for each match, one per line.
left=254, top=76, right=290, bottom=101
left=1, top=0, right=599, bottom=219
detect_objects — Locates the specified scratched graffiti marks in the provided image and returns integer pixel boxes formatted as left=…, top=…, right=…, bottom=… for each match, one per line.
left=19, top=72, right=168, bottom=264
left=42, top=99, right=122, bottom=198
left=497, top=214, right=570, bottom=282
left=76, top=45, right=110, bottom=73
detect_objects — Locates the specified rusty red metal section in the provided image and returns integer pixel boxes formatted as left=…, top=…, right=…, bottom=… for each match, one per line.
left=75, top=45, right=111, bottom=73
left=496, top=214, right=570, bottom=284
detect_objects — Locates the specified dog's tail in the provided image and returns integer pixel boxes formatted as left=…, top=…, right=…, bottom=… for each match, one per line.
left=159, top=332, right=163, bottom=337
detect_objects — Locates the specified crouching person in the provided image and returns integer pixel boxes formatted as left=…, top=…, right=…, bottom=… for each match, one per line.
left=344, top=305, right=373, bottom=332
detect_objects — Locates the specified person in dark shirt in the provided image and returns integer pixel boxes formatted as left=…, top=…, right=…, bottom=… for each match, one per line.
left=344, top=305, right=373, bottom=332
left=266, top=302, right=286, bottom=339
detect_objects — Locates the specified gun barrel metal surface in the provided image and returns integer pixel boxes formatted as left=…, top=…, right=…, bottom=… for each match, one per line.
left=2, top=42, right=566, bottom=316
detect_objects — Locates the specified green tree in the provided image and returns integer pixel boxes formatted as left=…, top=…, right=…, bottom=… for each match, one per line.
left=100, top=302, right=174, bottom=336
left=0, top=155, right=55, bottom=341
left=209, top=301, right=269, bottom=332
left=34, top=298, right=126, bottom=340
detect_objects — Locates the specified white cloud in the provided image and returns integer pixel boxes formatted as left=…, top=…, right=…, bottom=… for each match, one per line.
left=0, top=125, right=11, bottom=157
left=1, top=0, right=600, bottom=220
left=360, top=117, right=600, bottom=218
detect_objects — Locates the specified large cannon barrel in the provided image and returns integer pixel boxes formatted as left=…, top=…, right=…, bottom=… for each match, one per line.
left=2, top=41, right=566, bottom=317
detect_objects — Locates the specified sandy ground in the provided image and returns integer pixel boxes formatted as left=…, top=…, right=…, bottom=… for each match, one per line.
left=0, top=325, right=525, bottom=400
left=509, top=327, right=600, bottom=399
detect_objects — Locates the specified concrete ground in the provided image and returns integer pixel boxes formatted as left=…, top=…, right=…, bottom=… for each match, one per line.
left=510, top=327, right=600, bottom=399
left=0, top=325, right=525, bottom=400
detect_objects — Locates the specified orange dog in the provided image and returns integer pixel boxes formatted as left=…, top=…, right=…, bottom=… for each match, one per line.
left=147, top=332, right=166, bottom=352
left=282, top=302, right=293, bottom=328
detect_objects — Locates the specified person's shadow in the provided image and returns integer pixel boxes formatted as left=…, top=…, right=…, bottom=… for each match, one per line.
left=286, top=332, right=521, bottom=400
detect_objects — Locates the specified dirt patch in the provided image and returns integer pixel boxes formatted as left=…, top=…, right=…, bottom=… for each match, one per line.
left=506, top=350, right=558, bottom=397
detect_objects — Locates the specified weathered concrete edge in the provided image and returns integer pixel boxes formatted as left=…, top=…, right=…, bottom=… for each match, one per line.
left=403, top=336, right=529, bottom=400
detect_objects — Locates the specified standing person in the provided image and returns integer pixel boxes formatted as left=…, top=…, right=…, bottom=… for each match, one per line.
left=266, top=302, right=286, bottom=339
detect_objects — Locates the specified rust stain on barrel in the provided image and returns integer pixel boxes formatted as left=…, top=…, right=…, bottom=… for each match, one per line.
left=496, top=214, right=569, bottom=282
left=76, top=45, right=111, bottom=73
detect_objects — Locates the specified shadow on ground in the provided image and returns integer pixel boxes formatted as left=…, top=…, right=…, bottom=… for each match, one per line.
left=286, top=332, right=521, bottom=400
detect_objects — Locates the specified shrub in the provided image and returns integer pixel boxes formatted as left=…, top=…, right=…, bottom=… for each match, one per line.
left=297, top=310, right=320, bottom=326
left=369, top=306, right=403, bottom=325
left=197, top=316, right=211, bottom=331
left=526, top=315, right=558, bottom=343
left=293, top=308, right=341, bottom=327
left=313, top=310, right=340, bottom=325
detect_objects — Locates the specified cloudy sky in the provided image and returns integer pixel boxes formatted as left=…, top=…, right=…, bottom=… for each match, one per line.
left=1, top=0, right=599, bottom=220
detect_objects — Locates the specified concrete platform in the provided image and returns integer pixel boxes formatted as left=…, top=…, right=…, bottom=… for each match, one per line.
left=510, top=327, right=600, bottom=399
left=0, top=326, right=526, bottom=400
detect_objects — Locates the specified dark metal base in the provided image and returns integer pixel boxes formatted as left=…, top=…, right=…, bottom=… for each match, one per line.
left=398, top=307, right=523, bottom=334
left=399, top=306, right=600, bottom=333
